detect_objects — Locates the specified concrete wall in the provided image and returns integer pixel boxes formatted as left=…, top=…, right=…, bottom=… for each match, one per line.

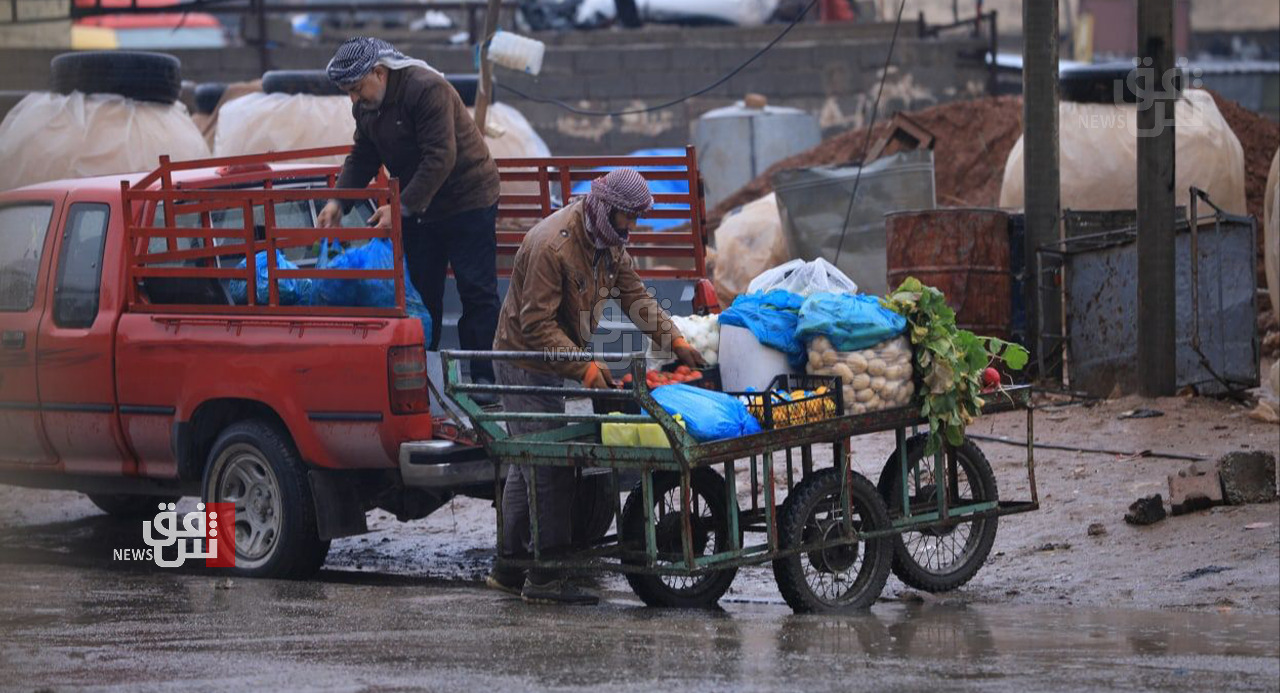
left=0, top=23, right=991, bottom=155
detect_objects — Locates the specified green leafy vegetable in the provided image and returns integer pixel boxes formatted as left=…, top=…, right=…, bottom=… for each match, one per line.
left=882, top=277, right=1030, bottom=455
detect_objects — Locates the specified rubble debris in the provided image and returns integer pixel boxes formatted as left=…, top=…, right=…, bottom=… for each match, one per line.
left=1218, top=451, right=1278, bottom=505
left=1244, top=522, right=1273, bottom=531
left=1087, top=523, right=1107, bottom=537
left=1178, top=565, right=1231, bottom=582
left=1168, top=461, right=1224, bottom=516
left=1035, top=542, right=1072, bottom=552
left=1124, top=495, right=1167, bottom=525
left=1118, top=408, right=1164, bottom=420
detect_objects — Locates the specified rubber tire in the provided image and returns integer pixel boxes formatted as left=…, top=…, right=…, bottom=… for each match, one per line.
left=620, top=468, right=739, bottom=608
left=772, top=468, right=893, bottom=613
left=87, top=493, right=179, bottom=519
left=50, top=51, right=181, bottom=104
left=877, top=434, right=999, bottom=593
left=193, top=82, right=227, bottom=115
left=1058, top=61, right=1183, bottom=105
left=571, top=470, right=616, bottom=547
left=262, top=70, right=344, bottom=97
left=202, top=420, right=330, bottom=579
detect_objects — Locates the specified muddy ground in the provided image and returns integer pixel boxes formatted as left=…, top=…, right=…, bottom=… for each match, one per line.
left=1, top=390, right=1275, bottom=616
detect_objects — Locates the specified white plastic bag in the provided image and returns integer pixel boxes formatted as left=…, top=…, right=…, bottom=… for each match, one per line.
left=747, top=258, right=858, bottom=296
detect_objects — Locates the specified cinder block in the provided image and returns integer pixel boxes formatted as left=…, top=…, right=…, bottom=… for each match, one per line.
left=1168, top=461, right=1224, bottom=515
left=1219, top=451, right=1277, bottom=505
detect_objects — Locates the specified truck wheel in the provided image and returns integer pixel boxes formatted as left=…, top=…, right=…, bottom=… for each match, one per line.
left=877, top=434, right=999, bottom=593
left=620, top=468, right=739, bottom=608
left=261, top=70, right=344, bottom=97
left=202, top=420, right=330, bottom=579
left=50, top=51, right=182, bottom=104
left=87, top=493, right=179, bottom=519
left=772, top=468, right=893, bottom=613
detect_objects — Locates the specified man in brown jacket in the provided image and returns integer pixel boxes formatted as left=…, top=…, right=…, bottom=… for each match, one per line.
left=318, top=37, right=501, bottom=387
left=487, top=168, right=705, bottom=605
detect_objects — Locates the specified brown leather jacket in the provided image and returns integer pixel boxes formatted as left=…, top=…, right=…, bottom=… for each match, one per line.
left=336, top=66, right=500, bottom=220
left=494, top=201, right=684, bottom=380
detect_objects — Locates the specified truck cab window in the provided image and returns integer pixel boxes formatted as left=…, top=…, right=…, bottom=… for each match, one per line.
left=54, top=203, right=110, bottom=328
left=0, top=203, right=55, bottom=311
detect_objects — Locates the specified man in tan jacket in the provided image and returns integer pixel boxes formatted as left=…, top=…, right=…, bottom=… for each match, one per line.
left=488, top=168, right=704, bottom=605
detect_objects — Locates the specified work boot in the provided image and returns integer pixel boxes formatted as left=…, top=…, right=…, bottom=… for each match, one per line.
left=520, top=577, right=600, bottom=606
left=485, top=565, right=526, bottom=597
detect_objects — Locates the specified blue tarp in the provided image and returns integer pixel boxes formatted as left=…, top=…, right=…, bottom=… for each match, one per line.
left=718, top=289, right=807, bottom=369
left=795, top=293, right=908, bottom=352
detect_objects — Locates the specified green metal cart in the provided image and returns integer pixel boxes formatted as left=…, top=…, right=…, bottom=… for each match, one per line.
left=442, top=350, right=1039, bottom=613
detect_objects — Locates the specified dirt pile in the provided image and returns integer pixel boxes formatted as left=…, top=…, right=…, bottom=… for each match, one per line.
left=709, top=95, right=1024, bottom=231
left=1209, top=91, right=1280, bottom=223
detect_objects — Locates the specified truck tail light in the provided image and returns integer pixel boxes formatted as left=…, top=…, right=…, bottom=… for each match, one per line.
left=692, top=278, right=721, bottom=315
left=388, top=345, right=430, bottom=415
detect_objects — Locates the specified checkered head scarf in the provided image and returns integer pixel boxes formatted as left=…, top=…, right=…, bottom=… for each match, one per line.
left=581, top=168, right=653, bottom=249
left=326, top=37, right=440, bottom=87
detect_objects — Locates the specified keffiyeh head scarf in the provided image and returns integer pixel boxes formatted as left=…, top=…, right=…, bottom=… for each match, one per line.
left=326, top=37, right=441, bottom=87
left=581, top=168, right=653, bottom=249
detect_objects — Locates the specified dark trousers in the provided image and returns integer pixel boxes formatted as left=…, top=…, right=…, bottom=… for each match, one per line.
left=402, top=204, right=500, bottom=382
left=495, top=360, right=575, bottom=578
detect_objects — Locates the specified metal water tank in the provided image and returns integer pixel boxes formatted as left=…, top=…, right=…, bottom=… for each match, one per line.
left=694, top=95, right=821, bottom=210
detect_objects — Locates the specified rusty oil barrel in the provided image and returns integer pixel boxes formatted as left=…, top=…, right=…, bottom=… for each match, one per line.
left=886, top=208, right=1012, bottom=339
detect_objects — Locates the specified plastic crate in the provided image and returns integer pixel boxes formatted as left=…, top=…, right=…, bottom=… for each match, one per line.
left=730, top=374, right=844, bottom=430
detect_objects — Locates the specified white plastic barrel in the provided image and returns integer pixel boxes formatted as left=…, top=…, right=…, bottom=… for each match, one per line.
left=718, top=324, right=795, bottom=392
left=487, top=30, right=545, bottom=76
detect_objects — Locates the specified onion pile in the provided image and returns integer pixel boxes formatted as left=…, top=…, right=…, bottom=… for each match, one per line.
left=805, top=335, right=916, bottom=414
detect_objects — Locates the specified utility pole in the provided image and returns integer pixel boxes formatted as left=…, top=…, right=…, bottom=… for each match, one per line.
left=1136, top=0, right=1177, bottom=396
left=1022, top=0, right=1061, bottom=379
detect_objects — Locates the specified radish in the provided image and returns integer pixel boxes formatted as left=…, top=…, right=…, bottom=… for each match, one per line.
left=982, top=367, right=1001, bottom=388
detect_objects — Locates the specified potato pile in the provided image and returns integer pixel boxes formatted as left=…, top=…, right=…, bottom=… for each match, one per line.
left=805, top=335, right=916, bottom=414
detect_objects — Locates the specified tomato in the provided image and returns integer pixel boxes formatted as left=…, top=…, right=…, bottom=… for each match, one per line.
left=621, top=373, right=633, bottom=385
left=675, top=365, right=692, bottom=376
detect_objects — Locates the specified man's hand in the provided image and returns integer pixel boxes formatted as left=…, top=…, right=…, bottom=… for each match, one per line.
left=317, top=201, right=343, bottom=229
left=672, top=337, right=707, bottom=368
left=583, top=362, right=617, bottom=389
left=367, top=204, right=393, bottom=229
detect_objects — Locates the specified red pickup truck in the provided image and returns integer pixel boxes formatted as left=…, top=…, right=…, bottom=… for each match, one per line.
left=0, top=146, right=714, bottom=579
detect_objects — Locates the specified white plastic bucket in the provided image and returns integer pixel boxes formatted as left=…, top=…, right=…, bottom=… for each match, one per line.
left=718, top=324, right=795, bottom=392
left=488, top=30, right=545, bottom=76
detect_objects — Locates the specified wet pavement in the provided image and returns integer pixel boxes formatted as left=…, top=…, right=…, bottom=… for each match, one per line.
left=1, top=556, right=1278, bottom=691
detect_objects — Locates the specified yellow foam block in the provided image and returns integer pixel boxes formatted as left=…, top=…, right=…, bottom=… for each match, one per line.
left=602, top=413, right=685, bottom=448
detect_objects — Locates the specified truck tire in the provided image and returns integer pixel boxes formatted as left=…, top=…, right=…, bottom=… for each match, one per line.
left=50, top=51, right=182, bottom=104
left=262, top=70, right=345, bottom=97
left=87, top=493, right=180, bottom=520
left=193, top=82, right=227, bottom=114
left=202, top=420, right=330, bottom=579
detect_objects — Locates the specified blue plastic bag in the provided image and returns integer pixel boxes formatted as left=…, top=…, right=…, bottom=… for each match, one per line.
left=795, top=292, right=908, bottom=352
left=229, top=250, right=313, bottom=306
left=651, top=384, right=762, bottom=442
left=314, top=239, right=432, bottom=345
left=718, top=289, right=808, bottom=369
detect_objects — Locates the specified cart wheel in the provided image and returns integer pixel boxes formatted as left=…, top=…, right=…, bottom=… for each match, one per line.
left=620, top=468, right=739, bottom=609
left=772, top=468, right=893, bottom=613
left=877, top=434, right=999, bottom=593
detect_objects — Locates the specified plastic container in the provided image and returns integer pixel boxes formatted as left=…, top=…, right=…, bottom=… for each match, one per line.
left=719, top=324, right=796, bottom=392
left=694, top=97, right=821, bottom=210
left=487, top=30, right=546, bottom=76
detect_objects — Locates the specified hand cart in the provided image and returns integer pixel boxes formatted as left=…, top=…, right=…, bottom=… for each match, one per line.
left=442, top=350, right=1039, bottom=613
